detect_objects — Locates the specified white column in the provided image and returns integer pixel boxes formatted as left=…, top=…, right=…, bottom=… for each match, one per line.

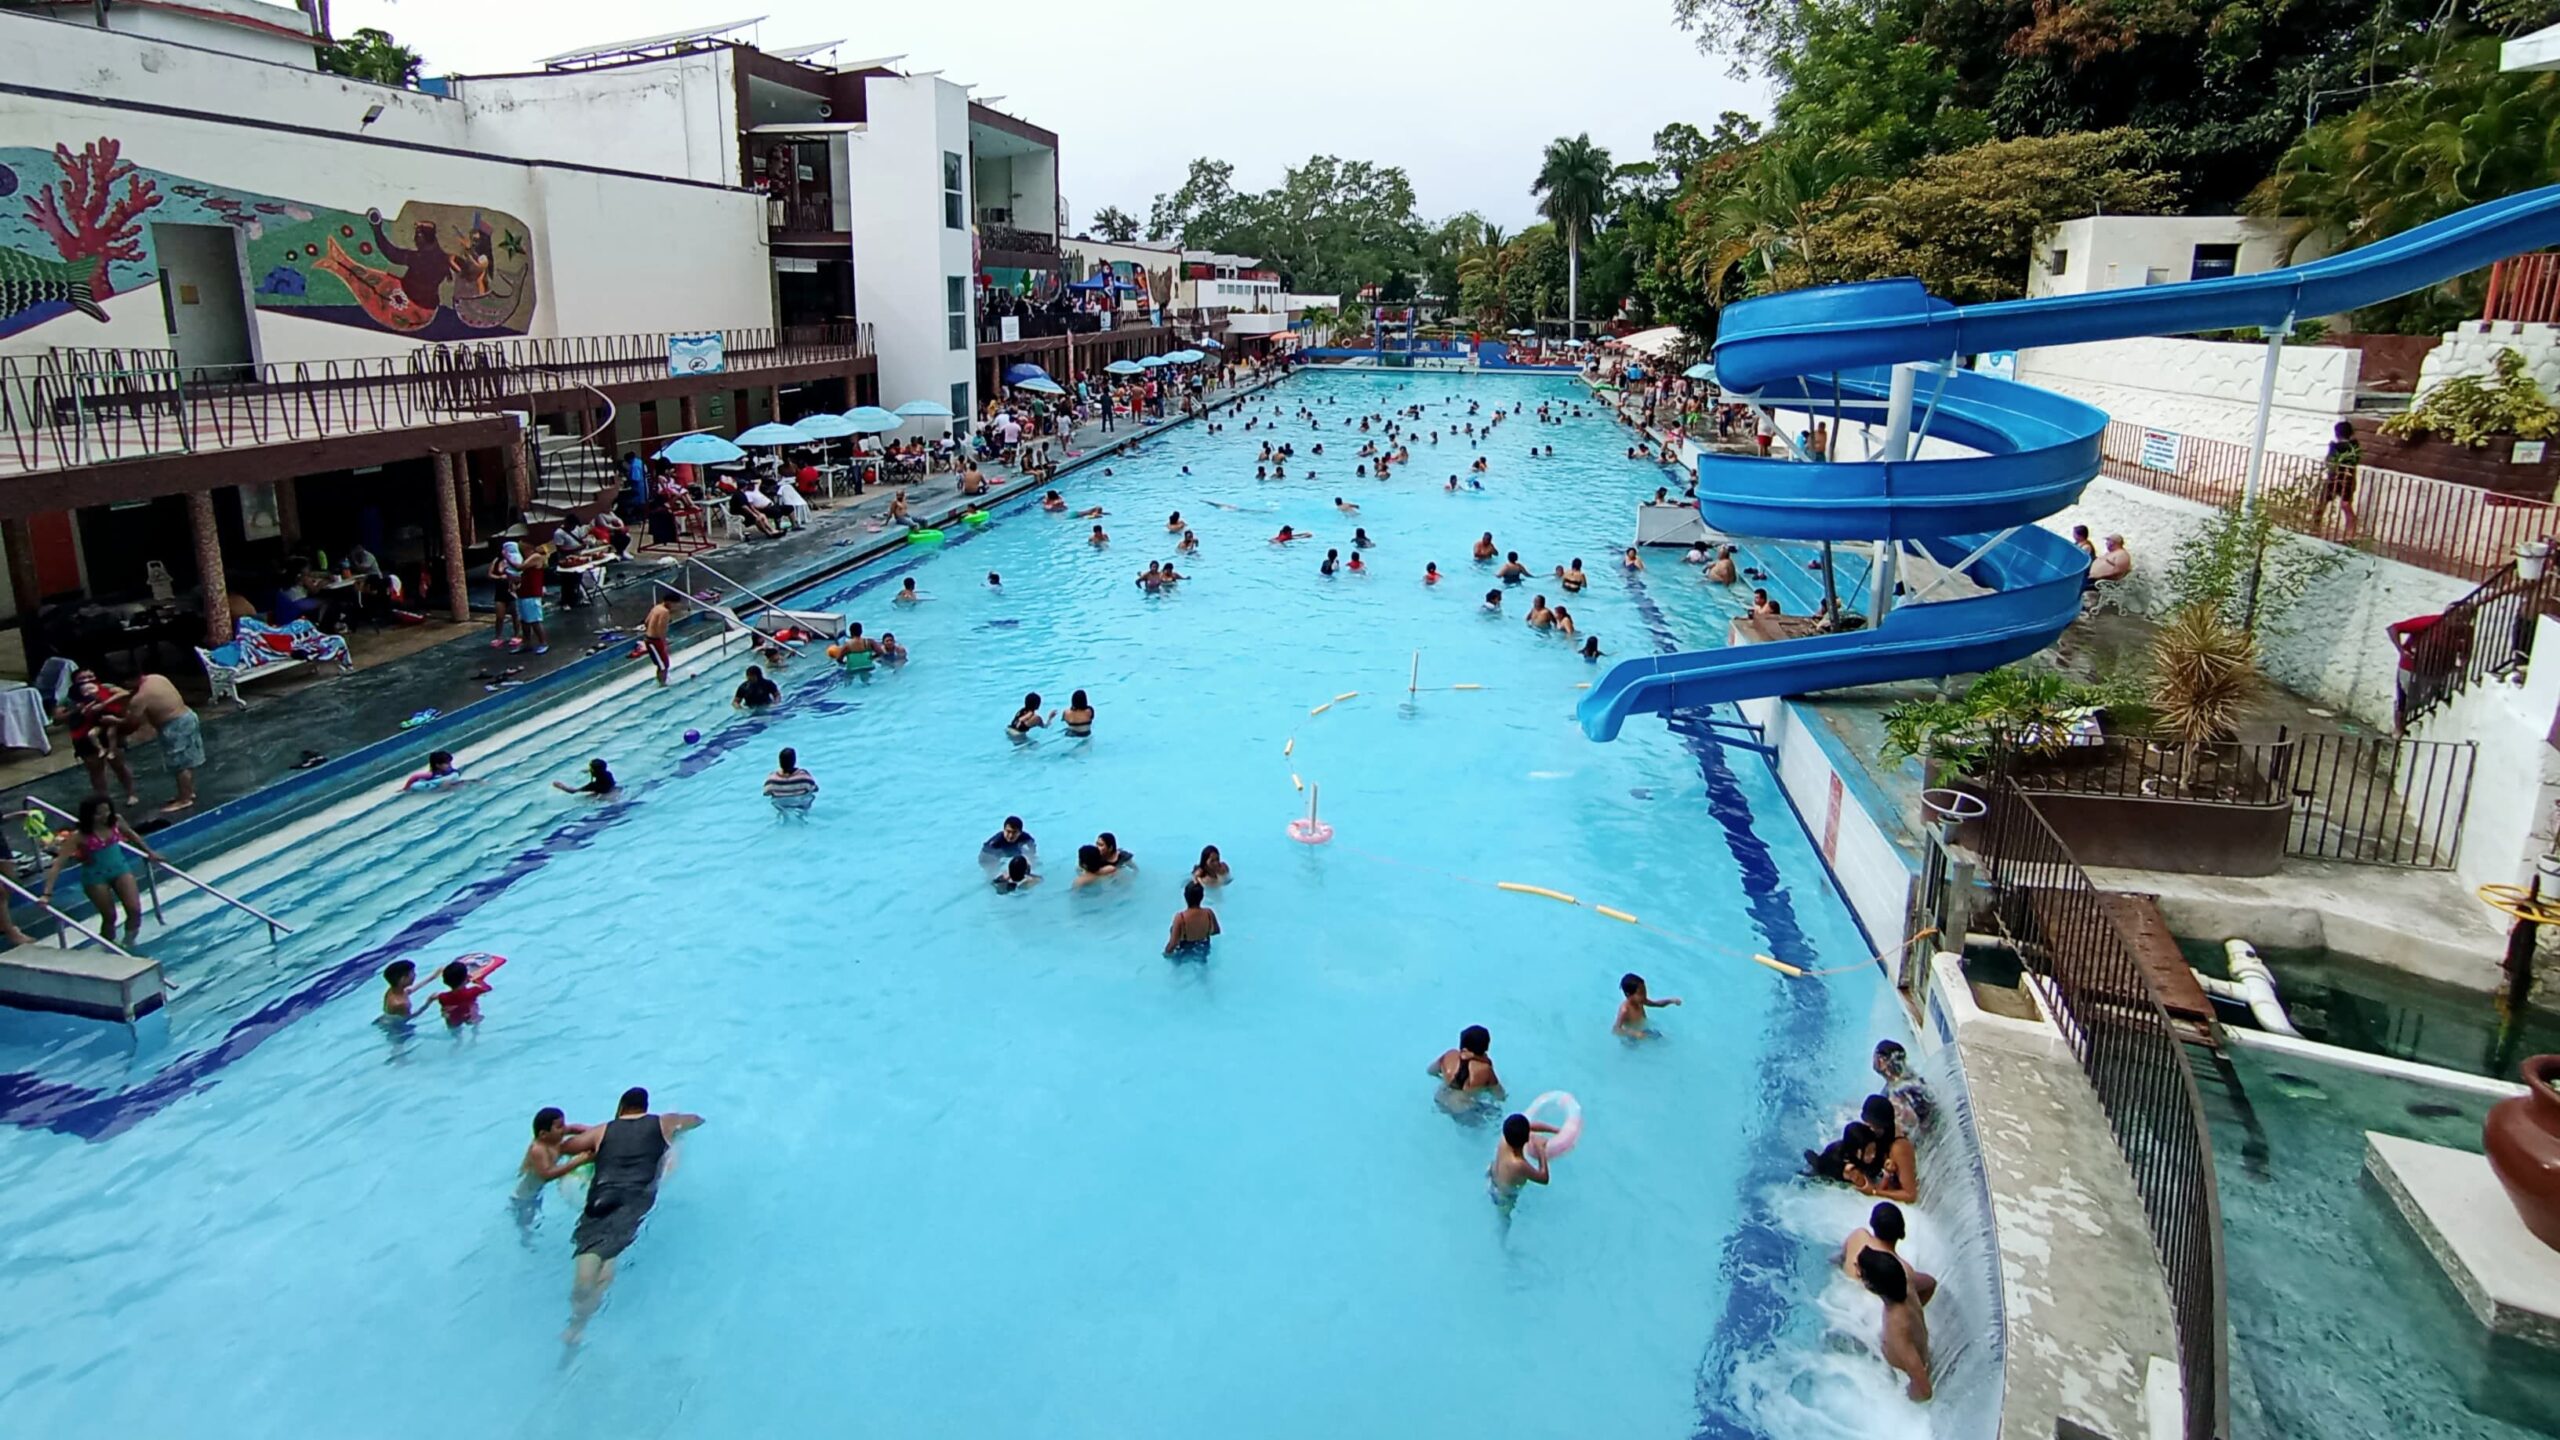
left=1870, top=362, right=1923, bottom=626
left=2242, top=325, right=2290, bottom=509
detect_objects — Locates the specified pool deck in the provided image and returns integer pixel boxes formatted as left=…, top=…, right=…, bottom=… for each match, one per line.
left=0, top=367, right=1289, bottom=883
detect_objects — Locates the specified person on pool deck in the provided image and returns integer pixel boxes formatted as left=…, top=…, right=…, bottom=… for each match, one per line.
left=982, top=816, right=1037, bottom=863
left=561, top=1086, right=704, bottom=1344
left=119, top=673, right=202, bottom=815
left=762, top=747, right=819, bottom=810
left=43, top=795, right=159, bottom=946
left=1164, top=880, right=1222, bottom=959
left=1424, top=562, right=1442, bottom=585
left=991, top=853, right=1040, bottom=892
left=1072, top=843, right=1121, bottom=887
left=1473, top=533, right=1497, bottom=561
left=1192, top=845, right=1230, bottom=886
left=894, top=578, right=923, bottom=605
left=1874, top=1040, right=1935, bottom=1137
left=1482, top=589, right=1504, bottom=612
left=1497, top=552, right=1530, bottom=584
left=1352, top=527, right=1374, bottom=549
left=1614, top=971, right=1683, bottom=1037
left=1552, top=605, right=1578, bottom=638
left=553, top=759, right=617, bottom=797
left=1430, top=1024, right=1503, bottom=1101
left=1524, top=595, right=1554, bottom=630
left=431, top=957, right=493, bottom=1027
left=1708, top=546, right=1739, bottom=585
left=1062, top=690, right=1097, bottom=737
left=60, top=670, right=137, bottom=806
left=1489, top=1112, right=1560, bottom=1209
left=1556, top=557, right=1588, bottom=592
left=402, top=750, right=471, bottom=792
left=1321, top=549, right=1341, bottom=577
left=643, top=592, right=681, bottom=686
left=1853, top=1094, right=1921, bottom=1203
left=1861, top=1247, right=1935, bottom=1401
left=1842, top=1200, right=1938, bottom=1307
left=1009, top=693, right=1052, bottom=740
left=733, top=664, right=780, bottom=711
left=1089, top=523, right=1110, bottom=547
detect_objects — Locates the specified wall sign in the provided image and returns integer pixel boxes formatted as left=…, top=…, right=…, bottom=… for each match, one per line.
left=668, top=333, right=725, bottom=376
left=2139, top=428, right=2183, bottom=473
left=2514, top=440, right=2548, bottom=465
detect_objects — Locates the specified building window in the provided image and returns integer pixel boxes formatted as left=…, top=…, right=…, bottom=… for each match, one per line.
left=951, top=381, right=970, bottom=425
left=2191, top=242, right=2241, bottom=281
left=943, top=152, right=964, bottom=230
left=947, top=276, right=967, bottom=350
left=2046, top=249, right=2068, bottom=276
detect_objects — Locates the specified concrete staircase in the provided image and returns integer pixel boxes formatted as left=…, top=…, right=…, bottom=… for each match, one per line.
left=525, top=421, right=621, bottom=524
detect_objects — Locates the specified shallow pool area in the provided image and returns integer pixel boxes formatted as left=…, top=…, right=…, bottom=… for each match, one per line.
left=0, top=372, right=1962, bottom=1439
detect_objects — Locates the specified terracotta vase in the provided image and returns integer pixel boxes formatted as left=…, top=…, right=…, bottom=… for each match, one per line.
left=2485, top=1054, right=2560, bottom=1252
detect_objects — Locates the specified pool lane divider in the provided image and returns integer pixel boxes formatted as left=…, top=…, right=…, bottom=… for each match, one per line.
left=0, top=372, right=1298, bottom=1142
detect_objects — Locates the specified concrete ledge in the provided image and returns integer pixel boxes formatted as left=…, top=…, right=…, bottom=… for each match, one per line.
left=2366, top=1132, right=2560, bottom=1350
left=0, top=948, right=164, bottom=1022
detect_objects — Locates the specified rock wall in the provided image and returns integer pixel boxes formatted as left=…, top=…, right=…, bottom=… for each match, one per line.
left=2015, top=335, right=2360, bottom=455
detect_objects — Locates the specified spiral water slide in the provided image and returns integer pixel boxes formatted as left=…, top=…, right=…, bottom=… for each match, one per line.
left=1578, top=184, right=2560, bottom=741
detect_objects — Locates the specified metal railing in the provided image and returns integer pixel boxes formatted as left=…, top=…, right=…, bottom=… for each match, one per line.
left=2485, top=252, right=2560, bottom=324
left=978, top=223, right=1060, bottom=257
left=21, top=797, right=293, bottom=943
left=2283, top=731, right=2476, bottom=868
left=2006, top=736, right=2295, bottom=806
left=2097, top=420, right=2555, bottom=580
left=769, top=193, right=838, bottom=234
left=2396, top=556, right=2560, bottom=728
left=1977, top=777, right=2228, bottom=1440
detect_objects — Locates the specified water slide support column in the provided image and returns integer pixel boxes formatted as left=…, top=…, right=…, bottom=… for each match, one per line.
left=1870, top=362, right=1923, bottom=626
left=2241, top=321, right=2292, bottom=629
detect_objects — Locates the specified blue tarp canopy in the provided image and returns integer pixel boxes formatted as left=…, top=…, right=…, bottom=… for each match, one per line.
left=1002, top=362, right=1052, bottom=385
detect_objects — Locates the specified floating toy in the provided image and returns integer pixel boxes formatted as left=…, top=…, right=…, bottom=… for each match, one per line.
left=1287, top=784, right=1333, bottom=844
left=682, top=729, right=702, bottom=745
left=962, top=510, right=991, bottom=526
left=1525, top=1091, right=1581, bottom=1160
left=399, top=708, right=440, bottom=729
left=453, top=953, right=509, bottom=982
left=1497, top=881, right=1578, bottom=905
left=906, top=528, right=946, bottom=545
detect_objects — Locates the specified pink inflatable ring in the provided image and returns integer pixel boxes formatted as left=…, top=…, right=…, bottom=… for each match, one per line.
left=1527, top=1090, right=1581, bottom=1160
left=1287, top=817, right=1334, bottom=844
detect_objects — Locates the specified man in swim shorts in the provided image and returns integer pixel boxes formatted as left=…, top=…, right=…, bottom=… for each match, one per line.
left=1163, top=880, right=1221, bottom=959
left=561, top=1086, right=703, bottom=1343
left=119, top=673, right=200, bottom=813
left=643, top=593, right=681, bottom=685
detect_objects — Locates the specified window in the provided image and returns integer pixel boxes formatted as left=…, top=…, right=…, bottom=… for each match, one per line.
left=2191, top=242, right=2241, bottom=281
left=2046, top=249, right=2068, bottom=276
left=950, top=381, right=970, bottom=426
left=942, top=152, right=964, bottom=230
left=947, top=276, right=967, bottom=350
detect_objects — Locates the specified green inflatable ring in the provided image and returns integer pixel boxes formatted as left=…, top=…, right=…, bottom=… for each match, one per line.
left=906, top=528, right=946, bottom=545
left=962, top=510, right=991, bottom=526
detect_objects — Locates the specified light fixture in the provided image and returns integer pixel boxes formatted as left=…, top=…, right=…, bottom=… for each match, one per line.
left=360, top=103, right=386, bottom=129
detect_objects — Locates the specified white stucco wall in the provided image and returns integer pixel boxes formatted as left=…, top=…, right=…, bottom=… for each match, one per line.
left=2406, top=614, right=2560, bottom=890
left=2042, top=477, right=2471, bottom=726
left=446, top=52, right=742, bottom=188
left=2026, top=215, right=2299, bottom=298
left=2014, top=335, right=2359, bottom=454
left=849, top=74, right=976, bottom=418
left=2414, top=320, right=2560, bottom=400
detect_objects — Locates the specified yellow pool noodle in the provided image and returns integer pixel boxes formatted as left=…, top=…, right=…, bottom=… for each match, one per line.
left=1309, top=702, right=1331, bottom=716
left=1752, top=953, right=1805, bottom=978
left=1593, top=905, right=1639, bottom=925
left=1334, top=691, right=1359, bottom=703
left=1497, top=882, right=1578, bottom=905
left=1283, top=738, right=1295, bottom=757
left=1450, top=683, right=1483, bottom=691
left=1291, top=773, right=1303, bottom=791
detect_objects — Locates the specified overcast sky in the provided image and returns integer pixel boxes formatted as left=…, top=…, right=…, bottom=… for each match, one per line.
left=333, top=0, right=1770, bottom=231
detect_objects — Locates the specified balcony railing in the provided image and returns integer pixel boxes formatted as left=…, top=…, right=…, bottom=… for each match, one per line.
left=769, top=193, right=840, bottom=234
left=979, top=223, right=1060, bottom=259
left=976, top=312, right=1172, bottom=347
left=2484, top=252, right=2560, bottom=324
left=0, top=324, right=875, bottom=476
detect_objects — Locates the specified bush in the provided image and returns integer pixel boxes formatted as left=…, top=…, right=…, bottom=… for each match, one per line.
left=2382, top=348, right=2560, bottom=448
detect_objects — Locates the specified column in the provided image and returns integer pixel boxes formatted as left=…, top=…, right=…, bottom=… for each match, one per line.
left=2, top=516, right=48, bottom=670
left=679, top=393, right=699, bottom=434
left=274, top=476, right=302, bottom=547
left=187, top=489, right=231, bottom=645
left=501, top=423, right=532, bottom=512
left=433, top=452, right=470, bottom=623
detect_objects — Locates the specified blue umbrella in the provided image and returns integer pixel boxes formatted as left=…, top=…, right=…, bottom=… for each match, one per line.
left=1105, top=359, right=1146, bottom=376
left=792, top=413, right=859, bottom=439
left=657, top=434, right=746, bottom=464
left=842, top=405, right=905, bottom=435
left=1015, top=377, right=1067, bottom=395
left=1167, top=349, right=1204, bottom=363
left=1002, top=362, right=1051, bottom=385
left=1138, top=354, right=1170, bottom=369
left=894, top=400, right=954, bottom=419
left=735, top=421, right=816, bottom=448
left=1681, top=362, right=1717, bottom=381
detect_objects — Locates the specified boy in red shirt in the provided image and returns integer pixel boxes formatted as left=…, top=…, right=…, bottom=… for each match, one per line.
left=431, top=957, right=496, bottom=1026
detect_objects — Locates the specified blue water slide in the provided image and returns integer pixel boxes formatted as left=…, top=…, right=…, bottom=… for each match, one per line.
left=1579, top=184, right=2560, bottom=742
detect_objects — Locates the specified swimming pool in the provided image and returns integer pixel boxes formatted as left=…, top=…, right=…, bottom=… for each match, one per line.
left=0, top=371, right=1940, bottom=1439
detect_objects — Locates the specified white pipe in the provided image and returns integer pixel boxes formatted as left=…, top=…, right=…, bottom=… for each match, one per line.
left=2193, top=939, right=2301, bottom=1038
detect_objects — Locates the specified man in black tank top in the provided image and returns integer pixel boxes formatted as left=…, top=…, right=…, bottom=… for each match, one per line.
left=560, top=1085, right=704, bottom=1342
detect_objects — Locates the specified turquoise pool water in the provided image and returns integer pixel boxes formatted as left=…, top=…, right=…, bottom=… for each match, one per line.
left=0, top=372, right=1931, bottom=1438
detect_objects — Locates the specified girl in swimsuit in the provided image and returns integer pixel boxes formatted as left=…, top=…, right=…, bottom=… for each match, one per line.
left=1009, top=692, right=1050, bottom=740
left=43, top=795, right=159, bottom=946
left=1061, top=690, right=1096, bottom=737
left=1430, top=1024, right=1503, bottom=1116
left=1192, top=845, right=1230, bottom=886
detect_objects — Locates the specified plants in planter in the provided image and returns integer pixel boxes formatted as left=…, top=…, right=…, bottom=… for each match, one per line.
left=2162, top=494, right=2347, bottom=639
left=2144, top=602, right=2264, bottom=798
left=1878, top=666, right=2151, bottom=783
left=2381, top=347, right=2560, bottom=448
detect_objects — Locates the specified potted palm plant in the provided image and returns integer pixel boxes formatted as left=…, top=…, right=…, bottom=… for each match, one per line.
left=2146, top=603, right=2262, bottom=797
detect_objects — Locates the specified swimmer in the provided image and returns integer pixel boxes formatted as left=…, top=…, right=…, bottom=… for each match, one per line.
left=552, top=758, right=617, bottom=796
left=893, top=578, right=922, bottom=605
left=1178, top=529, right=1199, bottom=553
left=1843, top=1200, right=1938, bottom=1307
left=561, top=1087, right=704, bottom=1344
left=1352, top=527, right=1374, bottom=548
left=1482, top=588, right=1503, bottom=612
left=1430, top=1024, right=1503, bottom=1100
left=402, top=750, right=471, bottom=792
left=1335, top=496, right=1359, bottom=514
left=1488, top=1112, right=1559, bottom=1208
left=1273, top=525, right=1301, bottom=544
left=1424, top=562, right=1441, bottom=585
left=1750, top=588, right=1781, bottom=617
left=1167, top=511, right=1185, bottom=532
left=1525, top=594, right=1554, bottom=630
left=1473, top=533, right=1497, bottom=561
left=430, top=957, right=493, bottom=1027
left=1445, top=475, right=1459, bottom=491
left=1076, top=505, right=1107, bottom=519
left=1614, top=971, right=1682, bottom=1037
left=1319, top=548, right=1341, bottom=576
left=1138, top=561, right=1167, bottom=593
left=733, top=664, right=779, bottom=710
left=1623, top=546, right=1645, bottom=571
left=1089, top=523, right=1110, bottom=547
left=1192, top=844, right=1231, bottom=886
left=1041, top=491, right=1067, bottom=512
left=1861, top=1247, right=1935, bottom=1402
left=1552, top=605, right=1577, bottom=638
left=1556, top=557, right=1588, bottom=592
left=1163, top=880, right=1222, bottom=959
left=381, top=959, right=425, bottom=1019
left=1347, top=552, right=1366, bottom=574
left=1708, top=546, right=1739, bottom=584
left=1072, top=843, right=1121, bottom=887
left=1356, top=465, right=1368, bottom=478
left=1498, top=552, right=1529, bottom=584
left=1580, top=635, right=1605, bottom=661
left=1094, top=831, right=1136, bottom=868
left=988, top=572, right=1004, bottom=588
left=1471, top=456, right=1488, bottom=473
left=763, top=747, right=819, bottom=809
left=1061, top=689, right=1096, bottom=737
left=1009, top=692, right=1052, bottom=739
left=1684, top=539, right=1711, bottom=565
left=875, top=632, right=907, bottom=664
left=1158, top=562, right=1186, bottom=584
left=981, top=815, right=1036, bottom=862
left=991, top=854, right=1040, bottom=892
left=1853, top=1094, right=1921, bottom=1204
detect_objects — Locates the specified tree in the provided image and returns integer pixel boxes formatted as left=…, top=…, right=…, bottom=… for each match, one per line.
left=1146, top=158, right=1247, bottom=246
left=1791, top=129, right=2175, bottom=302
left=1531, top=134, right=1613, bottom=339
left=319, top=26, right=424, bottom=87
left=1693, top=135, right=1871, bottom=301
left=1770, top=3, right=1988, bottom=170
left=1088, top=205, right=1141, bottom=244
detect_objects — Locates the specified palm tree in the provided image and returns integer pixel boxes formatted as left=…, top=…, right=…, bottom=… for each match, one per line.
left=1532, top=135, right=1614, bottom=340
left=1698, top=137, right=1871, bottom=299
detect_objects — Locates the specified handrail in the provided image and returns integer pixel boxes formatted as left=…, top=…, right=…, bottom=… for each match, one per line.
left=682, top=558, right=811, bottom=638
left=656, top=577, right=807, bottom=658
left=0, top=869, right=135, bottom=957
left=18, top=799, right=292, bottom=943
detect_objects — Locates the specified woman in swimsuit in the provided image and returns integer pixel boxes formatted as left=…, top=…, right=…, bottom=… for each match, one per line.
left=1072, top=844, right=1119, bottom=887
left=1009, top=692, right=1050, bottom=740
left=1430, top=1024, right=1503, bottom=1110
left=1061, top=690, right=1096, bottom=737
left=42, top=795, right=159, bottom=946
left=1623, top=546, right=1645, bottom=571
left=1192, top=844, right=1230, bottom=886
left=1553, top=606, right=1578, bottom=638
left=1166, top=511, right=1184, bottom=532
left=1556, top=558, right=1588, bottom=592
left=1163, top=880, right=1221, bottom=959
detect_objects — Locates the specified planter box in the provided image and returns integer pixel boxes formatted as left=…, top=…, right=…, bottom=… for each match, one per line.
left=2351, top=420, right=2560, bottom=503
left=1958, top=782, right=2291, bottom=878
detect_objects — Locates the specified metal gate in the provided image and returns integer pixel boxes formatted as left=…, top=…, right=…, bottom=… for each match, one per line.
left=2282, top=733, right=2476, bottom=869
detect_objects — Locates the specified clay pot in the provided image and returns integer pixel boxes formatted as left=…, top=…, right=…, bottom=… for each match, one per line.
left=2485, top=1054, right=2560, bottom=1252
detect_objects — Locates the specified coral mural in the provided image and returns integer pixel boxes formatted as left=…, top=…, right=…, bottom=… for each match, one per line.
left=0, top=138, right=537, bottom=341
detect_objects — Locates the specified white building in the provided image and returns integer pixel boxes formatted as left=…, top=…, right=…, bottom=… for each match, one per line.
left=845, top=71, right=979, bottom=423
left=2025, top=216, right=2302, bottom=298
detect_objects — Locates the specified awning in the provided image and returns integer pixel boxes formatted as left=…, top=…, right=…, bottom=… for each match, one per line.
left=1613, top=325, right=1684, bottom=358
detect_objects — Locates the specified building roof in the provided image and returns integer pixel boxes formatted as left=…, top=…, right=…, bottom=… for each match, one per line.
left=542, top=17, right=766, bottom=68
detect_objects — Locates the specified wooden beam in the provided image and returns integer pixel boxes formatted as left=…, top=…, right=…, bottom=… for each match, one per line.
left=433, top=452, right=469, bottom=623
left=0, top=419, right=518, bottom=521
left=187, top=489, right=230, bottom=646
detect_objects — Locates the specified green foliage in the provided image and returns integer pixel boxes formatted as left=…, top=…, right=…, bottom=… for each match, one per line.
left=1878, top=666, right=2151, bottom=777
left=2149, top=604, right=2261, bottom=749
left=2381, top=349, right=2560, bottom=447
left=2162, top=496, right=2349, bottom=639
left=1087, top=206, right=1140, bottom=244
left=319, top=26, right=423, bottom=87
left=1770, top=5, right=1989, bottom=170
left=1143, top=155, right=1427, bottom=301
